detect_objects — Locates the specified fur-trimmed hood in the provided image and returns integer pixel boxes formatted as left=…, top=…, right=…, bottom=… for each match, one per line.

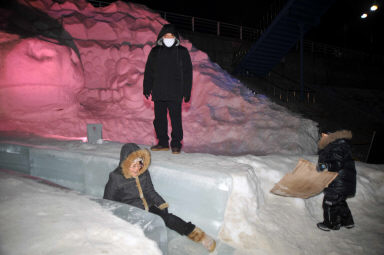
left=318, top=130, right=352, bottom=150
left=118, top=143, right=151, bottom=179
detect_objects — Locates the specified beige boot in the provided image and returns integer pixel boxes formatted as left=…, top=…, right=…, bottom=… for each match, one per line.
left=188, top=227, right=216, bottom=252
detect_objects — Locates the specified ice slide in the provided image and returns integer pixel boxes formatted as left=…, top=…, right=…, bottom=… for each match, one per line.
left=0, top=168, right=167, bottom=254
left=0, top=136, right=241, bottom=254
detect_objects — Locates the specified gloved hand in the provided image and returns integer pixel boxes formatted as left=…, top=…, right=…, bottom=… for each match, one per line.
left=162, top=208, right=168, bottom=214
left=317, top=162, right=327, bottom=172
left=184, top=95, right=190, bottom=103
left=144, top=91, right=151, bottom=99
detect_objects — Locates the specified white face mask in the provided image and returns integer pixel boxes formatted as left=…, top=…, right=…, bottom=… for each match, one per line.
left=163, top=38, right=175, bottom=47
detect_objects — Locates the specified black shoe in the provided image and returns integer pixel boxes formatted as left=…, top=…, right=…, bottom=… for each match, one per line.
left=151, top=144, right=169, bottom=151
left=317, top=222, right=341, bottom=231
left=317, top=222, right=331, bottom=231
left=342, top=223, right=355, bottom=229
left=171, top=147, right=181, bottom=154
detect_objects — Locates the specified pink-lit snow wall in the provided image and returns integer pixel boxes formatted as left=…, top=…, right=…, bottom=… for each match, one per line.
left=0, top=0, right=318, bottom=155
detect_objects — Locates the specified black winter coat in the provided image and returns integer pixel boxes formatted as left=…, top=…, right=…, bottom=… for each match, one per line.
left=317, top=130, right=356, bottom=198
left=143, top=24, right=193, bottom=101
left=103, top=143, right=168, bottom=211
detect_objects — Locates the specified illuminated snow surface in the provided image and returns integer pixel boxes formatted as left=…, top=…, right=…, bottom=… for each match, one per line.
left=0, top=0, right=318, bottom=155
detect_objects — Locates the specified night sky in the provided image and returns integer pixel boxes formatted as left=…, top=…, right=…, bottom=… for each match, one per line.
left=126, top=0, right=383, bottom=54
left=307, top=0, right=383, bottom=54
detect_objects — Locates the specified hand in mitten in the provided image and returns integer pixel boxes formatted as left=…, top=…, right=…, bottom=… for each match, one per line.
left=317, top=162, right=327, bottom=172
left=144, top=91, right=151, bottom=99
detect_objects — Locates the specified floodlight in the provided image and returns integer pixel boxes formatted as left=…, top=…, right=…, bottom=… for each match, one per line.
left=361, top=13, right=368, bottom=18
left=370, top=5, right=378, bottom=11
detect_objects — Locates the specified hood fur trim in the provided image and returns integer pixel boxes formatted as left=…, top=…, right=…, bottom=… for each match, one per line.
left=318, top=130, right=352, bottom=150
left=121, top=149, right=151, bottom=179
left=158, top=202, right=169, bottom=210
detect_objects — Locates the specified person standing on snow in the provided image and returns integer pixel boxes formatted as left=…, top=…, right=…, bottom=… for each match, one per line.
left=316, top=130, right=356, bottom=231
left=103, top=143, right=216, bottom=252
left=143, top=24, right=193, bottom=154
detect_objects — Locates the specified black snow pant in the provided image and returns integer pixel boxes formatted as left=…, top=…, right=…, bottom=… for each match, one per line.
left=322, top=193, right=354, bottom=228
left=149, top=206, right=195, bottom=235
left=153, top=100, right=183, bottom=148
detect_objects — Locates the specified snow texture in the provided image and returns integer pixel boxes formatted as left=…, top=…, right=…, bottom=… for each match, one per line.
left=0, top=170, right=162, bottom=255
left=0, top=137, right=383, bottom=255
left=0, top=0, right=318, bottom=155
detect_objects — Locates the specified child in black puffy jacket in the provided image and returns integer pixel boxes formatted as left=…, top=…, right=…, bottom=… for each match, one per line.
left=316, top=130, right=356, bottom=231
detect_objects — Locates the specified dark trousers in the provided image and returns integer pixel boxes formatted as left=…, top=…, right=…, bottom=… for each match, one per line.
left=149, top=206, right=195, bottom=236
left=322, top=193, right=354, bottom=227
left=153, top=101, right=183, bottom=148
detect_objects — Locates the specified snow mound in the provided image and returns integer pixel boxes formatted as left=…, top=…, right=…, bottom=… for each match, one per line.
left=0, top=0, right=318, bottom=155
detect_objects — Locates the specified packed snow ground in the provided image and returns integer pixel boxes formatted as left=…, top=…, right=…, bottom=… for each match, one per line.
left=0, top=169, right=162, bottom=255
left=1, top=140, right=383, bottom=255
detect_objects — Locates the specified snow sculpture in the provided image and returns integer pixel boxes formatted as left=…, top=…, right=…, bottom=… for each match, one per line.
left=0, top=0, right=318, bottom=155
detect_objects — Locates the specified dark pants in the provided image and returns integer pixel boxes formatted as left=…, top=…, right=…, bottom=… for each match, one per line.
left=153, top=100, right=183, bottom=148
left=149, top=206, right=195, bottom=235
left=322, top=193, right=354, bottom=227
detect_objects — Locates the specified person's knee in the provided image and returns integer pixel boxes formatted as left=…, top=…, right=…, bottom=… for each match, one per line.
left=324, top=193, right=344, bottom=206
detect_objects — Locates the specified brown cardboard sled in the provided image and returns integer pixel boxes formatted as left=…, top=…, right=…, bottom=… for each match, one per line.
left=270, top=159, right=338, bottom=199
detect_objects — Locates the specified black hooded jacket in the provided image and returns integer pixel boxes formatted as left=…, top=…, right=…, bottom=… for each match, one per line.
left=103, top=143, right=168, bottom=211
left=143, top=24, right=193, bottom=101
left=317, top=130, right=356, bottom=198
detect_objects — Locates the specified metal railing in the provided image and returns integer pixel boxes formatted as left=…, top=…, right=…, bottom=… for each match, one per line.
left=158, top=0, right=286, bottom=41
left=86, top=0, right=384, bottom=65
left=86, top=0, right=284, bottom=41
left=159, top=11, right=263, bottom=41
left=272, top=87, right=316, bottom=104
left=266, top=71, right=316, bottom=104
left=301, top=40, right=384, bottom=64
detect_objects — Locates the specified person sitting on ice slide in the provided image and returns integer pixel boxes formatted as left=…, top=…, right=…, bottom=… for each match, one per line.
left=103, top=143, right=216, bottom=252
left=316, top=130, right=356, bottom=231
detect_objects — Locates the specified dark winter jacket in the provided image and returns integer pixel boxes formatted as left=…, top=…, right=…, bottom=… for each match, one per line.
left=317, top=130, right=356, bottom=198
left=143, top=24, right=193, bottom=101
left=103, top=143, right=168, bottom=211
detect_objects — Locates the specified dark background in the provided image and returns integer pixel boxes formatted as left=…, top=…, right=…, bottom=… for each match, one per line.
left=128, top=0, right=383, bottom=54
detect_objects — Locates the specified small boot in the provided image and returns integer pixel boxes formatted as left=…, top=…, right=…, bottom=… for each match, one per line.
left=317, top=221, right=341, bottom=231
left=339, top=200, right=354, bottom=229
left=171, top=147, right=181, bottom=154
left=319, top=197, right=342, bottom=231
left=150, top=144, right=169, bottom=151
left=341, top=217, right=354, bottom=229
left=188, top=227, right=216, bottom=252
